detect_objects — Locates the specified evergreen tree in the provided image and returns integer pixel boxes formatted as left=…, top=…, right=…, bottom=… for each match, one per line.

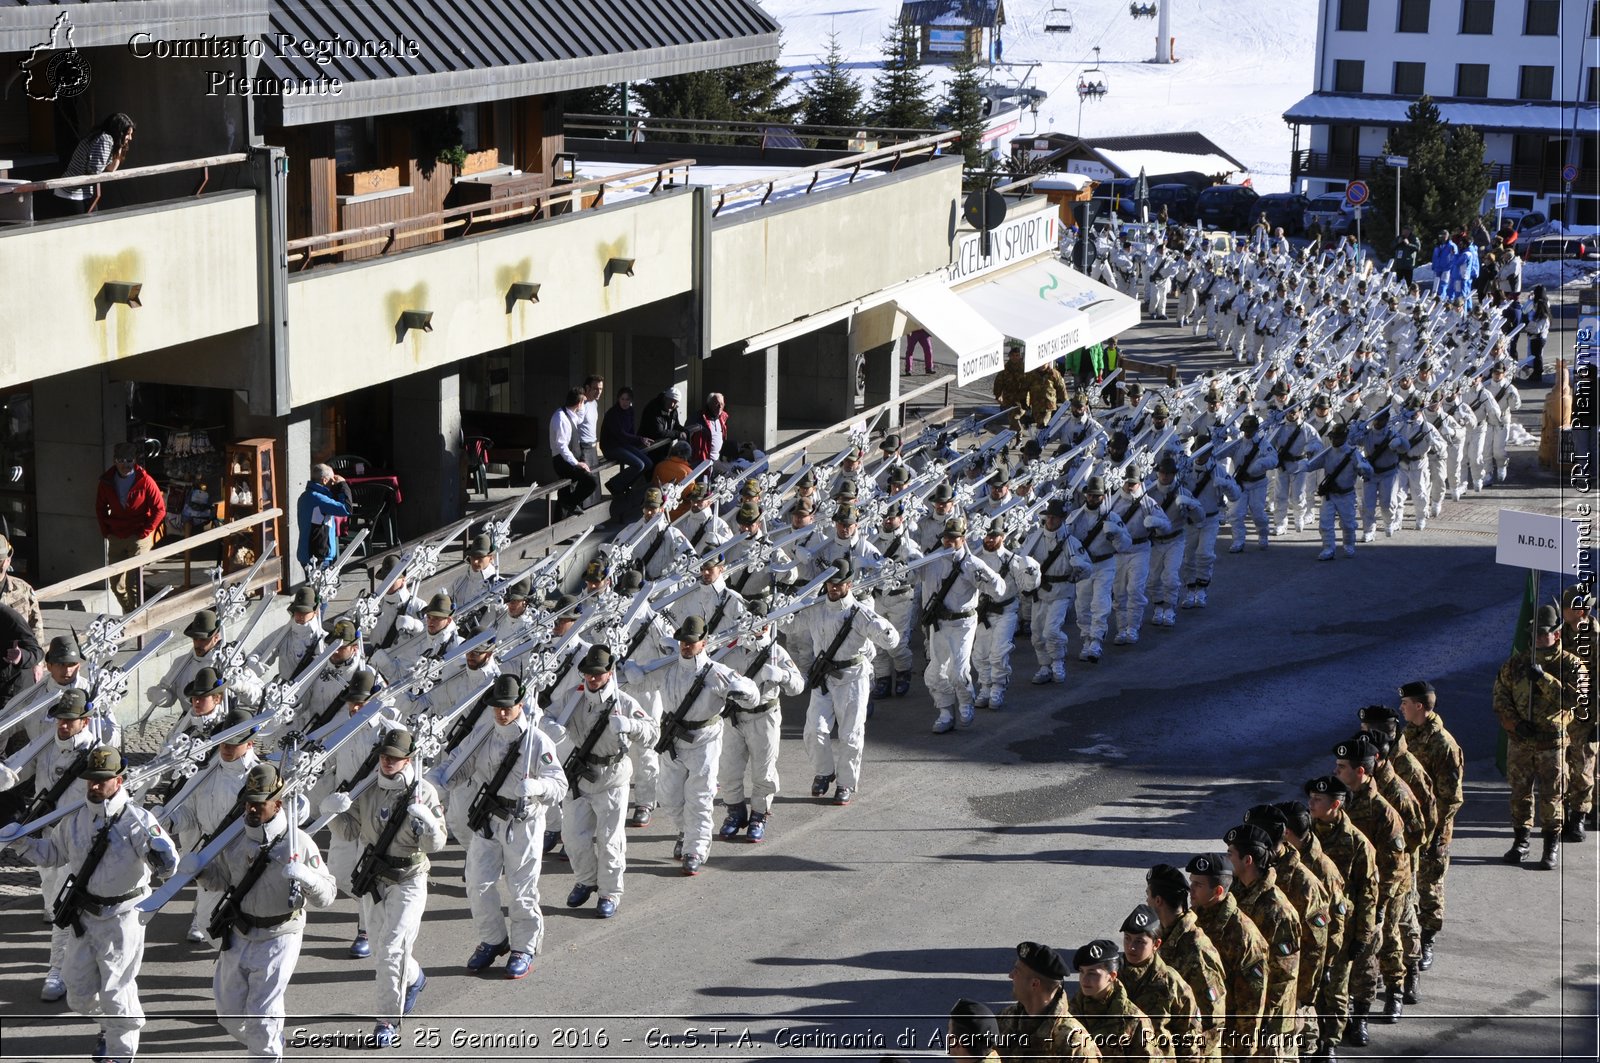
left=565, top=83, right=625, bottom=138
left=1367, top=95, right=1488, bottom=257
left=633, top=70, right=735, bottom=141
left=800, top=32, right=865, bottom=131
left=945, top=48, right=988, bottom=173
left=870, top=22, right=935, bottom=129
left=721, top=34, right=800, bottom=125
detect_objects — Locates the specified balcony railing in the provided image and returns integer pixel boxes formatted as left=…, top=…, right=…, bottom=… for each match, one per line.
left=709, top=131, right=960, bottom=216
left=565, top=113, right=937, bottom=154
left=283, top=159, right=693, bottom=270
left=0, top=153, right=249, bottom=216
left=1292, top=149, right=1559, bottom=193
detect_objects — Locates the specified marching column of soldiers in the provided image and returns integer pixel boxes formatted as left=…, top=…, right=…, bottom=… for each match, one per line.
left=0, top=217, right=1577, bottom=1058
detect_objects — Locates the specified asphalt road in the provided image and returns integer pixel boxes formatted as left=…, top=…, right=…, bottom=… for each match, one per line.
left=0, top=314, right=1593, bottom=1062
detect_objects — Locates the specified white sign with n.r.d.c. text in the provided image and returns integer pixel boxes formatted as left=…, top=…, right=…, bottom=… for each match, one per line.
left=1496, top=509, right=1581, bottom=574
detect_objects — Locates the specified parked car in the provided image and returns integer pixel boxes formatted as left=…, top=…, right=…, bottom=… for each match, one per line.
left=1497, top=208, right=1558, bottom=244
left=1196, top=184, right=1259, bottom=232
left=1147, top=183, right=1199, bottom=224
left=1523, top=234, right=1596, bottom=262
left=1256, top=192, right=1310, bottom=236
left=1302, top=191, right=1356, bottom=236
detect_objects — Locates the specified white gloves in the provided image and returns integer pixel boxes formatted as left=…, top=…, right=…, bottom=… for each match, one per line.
left=319, top=792, right=353, bottom=817
left=407, top=804, right=441, bottom=836
left=283, top=859, right=315, bottom=885
left=608, top=713, right=636, bottom=736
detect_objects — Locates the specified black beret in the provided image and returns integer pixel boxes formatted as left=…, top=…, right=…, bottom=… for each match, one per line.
left=1357, top=703, right=1397, bottom=726
left=1305, top=775, right=1352, bottom=802
left=948, top=999, right=999, bottom=1049
left=1333, top=733, right=1380, bottom=765
left=1185, top=853, right=1232, bottom=883
left=1275, top=800, right=1313, bottom=836
left=1015, top=941, right=1069, bottom=980
left=1145, top=863, right=1188, bottom=904
left=1120, top=904, right=1164, bottom=939
left=1072, top=939, right=1121, bottom=971
left=1224, top=823, right=1276, bottom=865
left=1397, top=680, right=1434, bottom=700
left=1243, top=804, right=1287, bottom=844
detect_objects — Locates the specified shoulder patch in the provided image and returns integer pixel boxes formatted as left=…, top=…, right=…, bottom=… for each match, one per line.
left=540, top=751, right=555, bottom=765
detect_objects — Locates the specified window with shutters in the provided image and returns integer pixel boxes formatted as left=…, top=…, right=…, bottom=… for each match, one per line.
left=1338, top=0, right=1370, bottom=30
left=1460, top=0, right=1496, bottom=33
left=1518, top=65, right=1554, bottom=100
left=1523, top=0, right=1559, bottom=34
left=1393, top=62, right=1426, bottom=95
left=1334, top=59, right=1365, bottom=92
left=1397, top=0, right=1431, bottom=31
left=1456, top=63, right=1490, bottom=97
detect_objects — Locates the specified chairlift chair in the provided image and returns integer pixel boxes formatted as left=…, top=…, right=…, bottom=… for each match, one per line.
left=1130, top=2, right=1158, bottom=19
left=1077, top=46, right=1109, bottom=102
left=1045, top=1, right=1073, bottom=32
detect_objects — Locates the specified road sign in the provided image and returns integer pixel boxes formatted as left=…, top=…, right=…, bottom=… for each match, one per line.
left=1497, top=509, right=1579, bottom=574
left=1344, top=180, right=1369, bottom=207
left=1563, top=163, right=1580, bottom=184
left=1494, top=180, right=1510, bottom=209
left=1385, top=155, right=1409, bottom=168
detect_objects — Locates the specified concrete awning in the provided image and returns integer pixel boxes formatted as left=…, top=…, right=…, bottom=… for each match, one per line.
left=956, top=259, right=1140, bottom=372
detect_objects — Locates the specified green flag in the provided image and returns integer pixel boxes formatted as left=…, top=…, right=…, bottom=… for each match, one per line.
left=1497, top=569, right=1541, bottom=777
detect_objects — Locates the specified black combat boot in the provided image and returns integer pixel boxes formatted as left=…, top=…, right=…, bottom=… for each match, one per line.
left=1382, top=986, right=1404, bottom=1023
left=1403, top=963, right=1421, bottom=1004
left=1562, top=807, right=1586, bottom=844
left=1535, top=829, right=1562, bottom=870
left=1343, top=1002, right=1370, bottom=1047
left=1418, top=928, right=1436, bottom=971
left=1503, top=827, right=1531, bottom=864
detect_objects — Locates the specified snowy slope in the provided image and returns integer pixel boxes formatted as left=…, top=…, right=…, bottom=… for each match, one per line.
left=764, top=0, right=1318, bottom=193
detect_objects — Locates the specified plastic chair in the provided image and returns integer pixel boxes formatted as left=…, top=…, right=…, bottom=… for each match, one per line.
left=330, top=454, right=373, bottom=475
left=348, top=482, right=399, bottom=554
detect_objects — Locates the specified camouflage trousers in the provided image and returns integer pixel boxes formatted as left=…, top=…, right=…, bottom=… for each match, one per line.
left=1320, top=925, right=1373, bottom=1022
left=1400, top=848, right=1423, bottom=966
left=1375, top=889, right=1408, bottom=985
left=1565, top=730, right=1596, bottom=816
left=1417, top=823, right=1453, bottom=934
left=1508, top=739, right=1567, bottom=831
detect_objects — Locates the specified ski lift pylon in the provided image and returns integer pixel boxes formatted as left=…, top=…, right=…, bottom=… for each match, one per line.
left=1045, top=1, right=1073, bottom=32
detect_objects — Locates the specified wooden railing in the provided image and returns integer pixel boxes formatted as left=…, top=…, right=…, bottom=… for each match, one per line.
left=35, top=508, right=284, bottom=639
left=710, top=131, right=960, bottom=216
left=0, top=153, right=249, bottom=214
left=565, top=113, right=937, bottom=152
left=283, top=159, right=694, bottom=270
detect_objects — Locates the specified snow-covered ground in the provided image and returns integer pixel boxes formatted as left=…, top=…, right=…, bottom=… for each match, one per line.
left=764, top=0, right=1318, bottom=193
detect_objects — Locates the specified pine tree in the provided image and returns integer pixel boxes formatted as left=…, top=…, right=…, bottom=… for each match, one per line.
left=1367, top=95, right=1488, bottom=257
left=633, top=70, right=736, bottom=141
left=721, top=34, right=800, bottom=125
left=945, top=48, right=988, bottom=173
left=800, top=32, right=865, bottom=131
left=565, top=83, right=625, bottom=138
left=870, top=22, right=935, bottom=130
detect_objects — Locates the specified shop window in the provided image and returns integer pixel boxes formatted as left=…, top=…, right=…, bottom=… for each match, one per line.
left=1461, top=0, right=1496, bottom=33
left=1523, top=0, right=1559, bottom=34
left=1338, top=0, right=1370, bottom=30
left=1518, top=65, right=1554, bottom=100
left=1394, top=62, right=1427, bottom=95
left=1334, top=59, right=1365, bottom=92
left=1397, top=0, right=1431, bottom=32
left=1456, top=63, right=1490, bottom=97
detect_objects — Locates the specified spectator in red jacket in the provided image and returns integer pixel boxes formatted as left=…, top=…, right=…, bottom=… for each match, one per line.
left=95, top=442, right=165, bottom=612
left=690, top=392, right=730, bottom=469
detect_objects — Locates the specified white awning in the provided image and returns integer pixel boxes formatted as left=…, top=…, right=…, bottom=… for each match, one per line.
left=894, top=282, right=1006, bottom=387
left=956, top=259, right=1141, bottom=372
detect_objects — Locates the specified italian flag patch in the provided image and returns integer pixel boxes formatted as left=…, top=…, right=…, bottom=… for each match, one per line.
left=541, top=752, right=555, bottom=764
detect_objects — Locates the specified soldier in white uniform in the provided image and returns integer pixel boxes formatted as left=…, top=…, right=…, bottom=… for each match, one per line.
left=677, top=482, right=733, bottom=553
left=725, top=503, right=793, bottom=606
left=1142, top=457, right=1203, bottom=628
left=433, top=675, right=565, bottom=978
left=1225, top=415, right=1279, bottom=553
left=318, top=727, right=444, bottom=1047
left=0, top=689, right=97, bottom=1001
left=159, top=667, right=232, bottom=758
left=144, top=608, right=226, bottom=713
left=299, top=619, right=371, bottom=735
left=1, top=635, right=96, bottom=748
left=913, top=484, right=961, bottom=553
left=1392, top=397, right=1446, bottom=531
left=1065, top=479, right=1132, bottom=663
left=668, top=553, right=750, bottom=641
left=371, top=592, right=460, bottom=683
left=316, top=670, right=401, bottom=960
left=1271, top=405, right=1317, bottom=536
left=793, top=560, right=899, bottom=803
left=628, top=615, right=758, bottom=875
left=1025, top=498, right=1089, bottom=684
left=869, top=501, right=923, bottom=699
left=367, top=571, right=425, bottom=654
left=1306, top=422, right=1374, bottom=560
left=606, top=569, right=674, bottom=829
left=618, top=488, right=692, bottom=581
left=490, top=579, right=535, bottom=646
left=197, top=762, right=337, bottom=1063
left=551, top=646, right=654, bottom=916
left=1359, top=414, right=1405, bottom=542
left=445, top=533, right=499, bottom=612
left=809, top=503, right=886, bottom=584
left=973, top=518, right=1040, bottom=710
left=1110, top=471, right=1171, bottom=645
left=6, top=745, right=179, bottom=1063
left=1423, top=390, right=1466, bottom=515
left=256, top=586, right=325, bottom=682
left=163, top=704, right=260, bottom=945
left=919, top=518, right=1005, bottom=732
left=715, top=600, right=803, bottom=842
left=1478, top=360, right=1521, bottom=485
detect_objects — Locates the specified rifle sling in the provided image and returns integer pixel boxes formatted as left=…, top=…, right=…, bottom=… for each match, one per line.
left=211, top=832, right=284, bottom=947
left=565, top=697, right=615, bottom=796
left=657, top=664, right=715, bottom=755
left=54, top=808, right=123, bottom=934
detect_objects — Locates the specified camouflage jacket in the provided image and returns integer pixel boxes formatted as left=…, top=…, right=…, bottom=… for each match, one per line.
left=1389, top=737, right=1438, bottom=838
left=994, top=366, right=1030, bottom=408
left=1122, top=953, right=1201, bottom=1060
left=1069, top=981, right=1159, bottom=1062
left=1273, top=844, right=1330, bottom=1004
left=0, top=574, right=43, bottom=646
left=1373, top=760, right=1426, bottom=851
left=1403, top=712, right=1464, bottom=834
left=1158, top=909, right=1227, bottom=1034
left=999, top=988, right=1102, bottom=1062
left=1312, top=811, right=1378, bottom=948
left=1345, top=781, right=1410, bottom=896
left=1493, top=645, right=1589, bottom=749
left=1297, top=831, right=1349, bottom=956
left=1026, top=365, right=1071, bottom=412
left=1230, top=869, right=1301, bottom=1019
left=1192, top=894, right=1268, bottom=1039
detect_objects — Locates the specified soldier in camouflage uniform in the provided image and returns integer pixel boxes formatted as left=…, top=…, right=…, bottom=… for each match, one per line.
left=1334, top=734, right=1411, bottom=1027
left=994, top=349, right=1030, bottom=434
left=1493, top=604, right=1590, bottom=870
left=1560, top=587, right=1599, bottom=839
left=1277, top=799, right=1347, bottom=1061
left=1360, top=705, right=1436, bottom=1005
left=1119, top=905, right=1202, bottom=1062
left=1069, top=940, right=1159, bottom=1063
left=1306, top=774, right=1379, bottom=1049
left=998, top=941, right=1102, bottom=1062
left=1146, top=864, right=1226, bottom=1062
left=1026, top=362, right=1072, bottom=432
left=1186, top=853, right=1268, bottom=1059
left=1244, top=805, right=1329, bottom=1058
left=0, top=535, right=43, bottom=646
left=1224, top=824, right=1302, bottom=1063
left=1397, top=680, right=1462, bottom=973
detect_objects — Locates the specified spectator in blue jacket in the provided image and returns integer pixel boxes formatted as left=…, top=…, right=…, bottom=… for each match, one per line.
left=600, top=387, right=655, bottom=496
left=1429, top=231, right=1455, bottom=293
left=296, top=463, right=351, bottom=580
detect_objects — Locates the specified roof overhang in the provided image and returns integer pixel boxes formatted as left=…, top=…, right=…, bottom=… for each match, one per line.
left=1283, top=92, right=1600, bottom=136
left=0, top=0, right=268, bottom=54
